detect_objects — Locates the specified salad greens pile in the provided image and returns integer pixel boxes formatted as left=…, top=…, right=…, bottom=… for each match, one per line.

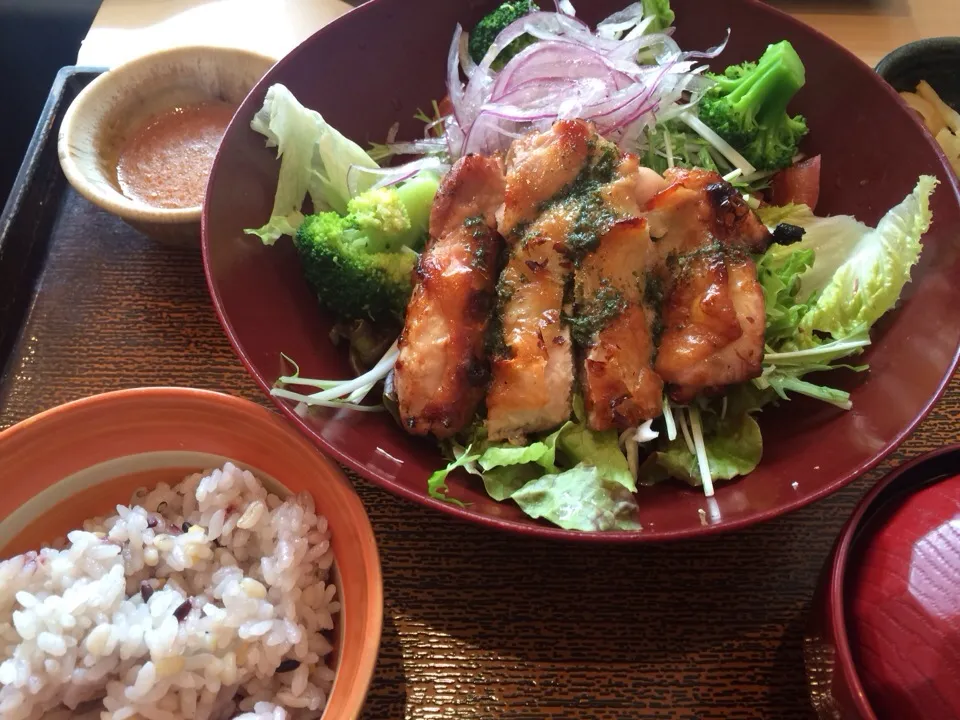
left=245, top=0, right=941, bottom=531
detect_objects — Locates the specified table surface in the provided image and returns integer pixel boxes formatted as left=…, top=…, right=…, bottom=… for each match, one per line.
left=4, top=1, right=959, bottom=718
left=78, top=0, right=960, bottom=67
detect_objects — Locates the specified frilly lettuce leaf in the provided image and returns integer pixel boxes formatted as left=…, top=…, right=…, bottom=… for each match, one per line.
left=426, top=446, right=478, bottom=506
left=428, top=397, right=642, bottom=529
left=510, top=464, right=641, bottom=531
left=245, top=84, right=379, bottom=245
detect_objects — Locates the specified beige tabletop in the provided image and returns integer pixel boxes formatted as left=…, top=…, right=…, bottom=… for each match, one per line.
left=79, top=0, right=960, bottom=67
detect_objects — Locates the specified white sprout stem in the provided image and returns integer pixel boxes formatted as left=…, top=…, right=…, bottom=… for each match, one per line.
left=688, top=406, right=715, bottom=497
left=270, top=387, right=385, bottom=412
left=720, top=395, right=728, bottom=421
left=305, top=346, right=399, bottom=402
left=275, top=377, right=339, bottom=390
left=742, top=193, right=761, bottom=210
left=344, top=339, right=402, bottom=404
left=662, top=395, right=678, bottom=442
left=677, top=408, right=695, bottom=455
left=679, top=112, right=757, bottom=177
left=618, top=429, right=640, bottom=481
left=763, top=337, right=870, bottom=363
left=664, top=127, right=675, bottom=169
left=722, top=168, right=742, bottom=183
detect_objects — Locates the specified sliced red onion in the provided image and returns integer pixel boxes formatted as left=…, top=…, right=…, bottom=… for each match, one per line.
left=596, top=2, right=644, bottom=39
left=439, top=1, right=733, bottom=161
left=491, top=42, right=632, bottom=100
left=554, top=0, right=577, bottom=16
left=458, top=29, right=478, bottom=79
left=447, top=24, right=466, bottom=126
left=384, top=139, right=448, bottom=156
left=346, top=158, right=449, bottom=199
left=682, top=29, right=730, bottom=60
left=621, top=16, right=655, bottom=42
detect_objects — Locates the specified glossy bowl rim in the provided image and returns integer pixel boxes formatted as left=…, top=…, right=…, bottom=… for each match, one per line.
left=201, top=0, right=960, bottom=543
left=823, top=443, right=960, bottom=720
left=0, top=386, right=384, bottom=719
left=875, top=36, right=960, bottom=77
left=58, top=44, right=276, bottom=225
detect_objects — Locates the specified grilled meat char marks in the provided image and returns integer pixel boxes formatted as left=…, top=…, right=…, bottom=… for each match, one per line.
left=394, top=154, right=505, bottom=438
left=644, top=168, right=772, bottom=403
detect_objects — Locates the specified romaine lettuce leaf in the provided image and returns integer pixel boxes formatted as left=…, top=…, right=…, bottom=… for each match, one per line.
left=510, top=464, right=641, bottom=531
left=246, top=84, right=379, bottom=244
left=759, top=204, right=871, bottom=298
left=800, top=176, right=938, bottom=339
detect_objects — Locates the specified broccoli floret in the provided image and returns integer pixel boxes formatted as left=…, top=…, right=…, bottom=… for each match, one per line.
left=698, top=40, right=809, bottom=171
left=642, top=0, right=675, bottom=33
left=468, top=1, right=539, bottom=70
left=294, top=172, right=440, bottom=323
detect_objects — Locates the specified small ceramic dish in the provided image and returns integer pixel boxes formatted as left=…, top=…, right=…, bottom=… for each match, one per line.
left=805, top=445, right=960, bottom=719
left=0, top=387, right=382, bottom=719
left=58, top=46, right=274, bottom=246
left=875, top=37, right=960, bottom=106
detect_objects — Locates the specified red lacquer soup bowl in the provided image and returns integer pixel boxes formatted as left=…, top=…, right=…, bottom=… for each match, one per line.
left=806, top=445, right=960, bottom=719
left=201, top=0, right=960, bottom=541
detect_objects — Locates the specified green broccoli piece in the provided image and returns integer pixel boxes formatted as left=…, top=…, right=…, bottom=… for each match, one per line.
left=698, top=40, right=809, bottom=171
left=642, top=0, right=675, bottom=33
left=468, top=1, right=540, bottom=70
left=294, top=171, right=440, bottom=323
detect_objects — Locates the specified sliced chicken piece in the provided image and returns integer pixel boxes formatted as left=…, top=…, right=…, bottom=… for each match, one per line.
left=394, top=155, right=505, bottom=438
left=574, top=217, right=663, bottom=431
left=487, top=120, right=621, bottom=441
left=645, top=167, right=772, bottom=259
left=485, top=212, right=574, bottom=442
left=497, top=118, right=593, bottom=238
left=654, top=250, right=765, bottom=402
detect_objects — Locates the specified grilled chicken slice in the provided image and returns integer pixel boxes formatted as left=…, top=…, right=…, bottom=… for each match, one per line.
left=487, top=119, right=620, bottom=442
left=485, top=214, right=574, bottom=442
left=645, top=167, right=771, bottom=258
left=574, top=217, right=663, bottom=431
left=655, top=250, right=765, bottom=403
left=394, top=155, right=505, bottom=438
left=497, top=118, right=594, bottom=237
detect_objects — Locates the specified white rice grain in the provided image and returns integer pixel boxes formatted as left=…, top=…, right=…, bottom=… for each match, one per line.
left=0, top=463, right=337, bottom=720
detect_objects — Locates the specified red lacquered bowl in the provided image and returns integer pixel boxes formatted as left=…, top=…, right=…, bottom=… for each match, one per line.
left=806, top=445, right=960, bottom=719
left=201, top=0, right=960, bottom=541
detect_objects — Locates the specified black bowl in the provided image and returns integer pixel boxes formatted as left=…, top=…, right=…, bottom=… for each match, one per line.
left=875, top=37, right=960, bottom=109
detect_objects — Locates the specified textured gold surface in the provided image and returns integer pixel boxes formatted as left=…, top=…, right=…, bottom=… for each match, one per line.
left=2, top=188, right=958, bottom=717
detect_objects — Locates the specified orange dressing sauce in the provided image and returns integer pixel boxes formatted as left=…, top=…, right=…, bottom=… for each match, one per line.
left=116, top=101, right=236, bottom=209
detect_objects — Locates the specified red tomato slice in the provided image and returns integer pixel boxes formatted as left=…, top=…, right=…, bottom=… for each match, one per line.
left=770, top=155, right=821, bottom=210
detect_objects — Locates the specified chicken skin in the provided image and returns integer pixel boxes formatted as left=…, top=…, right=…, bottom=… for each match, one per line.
left=642, top=168, right=771, bottom=402
left=394, top=154, right=505, bottom=438
left=654, top=250, right=766, bottom=403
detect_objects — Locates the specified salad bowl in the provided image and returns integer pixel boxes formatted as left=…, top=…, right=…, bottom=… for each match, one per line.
left=202, top=0, right=960, bottom=541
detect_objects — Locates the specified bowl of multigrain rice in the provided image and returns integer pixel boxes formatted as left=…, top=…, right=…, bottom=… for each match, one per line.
left=0, top=387, right=382, bottom=720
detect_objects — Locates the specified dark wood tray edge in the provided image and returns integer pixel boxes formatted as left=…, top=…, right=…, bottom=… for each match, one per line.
left=0, top=66, right=106, bottom=383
